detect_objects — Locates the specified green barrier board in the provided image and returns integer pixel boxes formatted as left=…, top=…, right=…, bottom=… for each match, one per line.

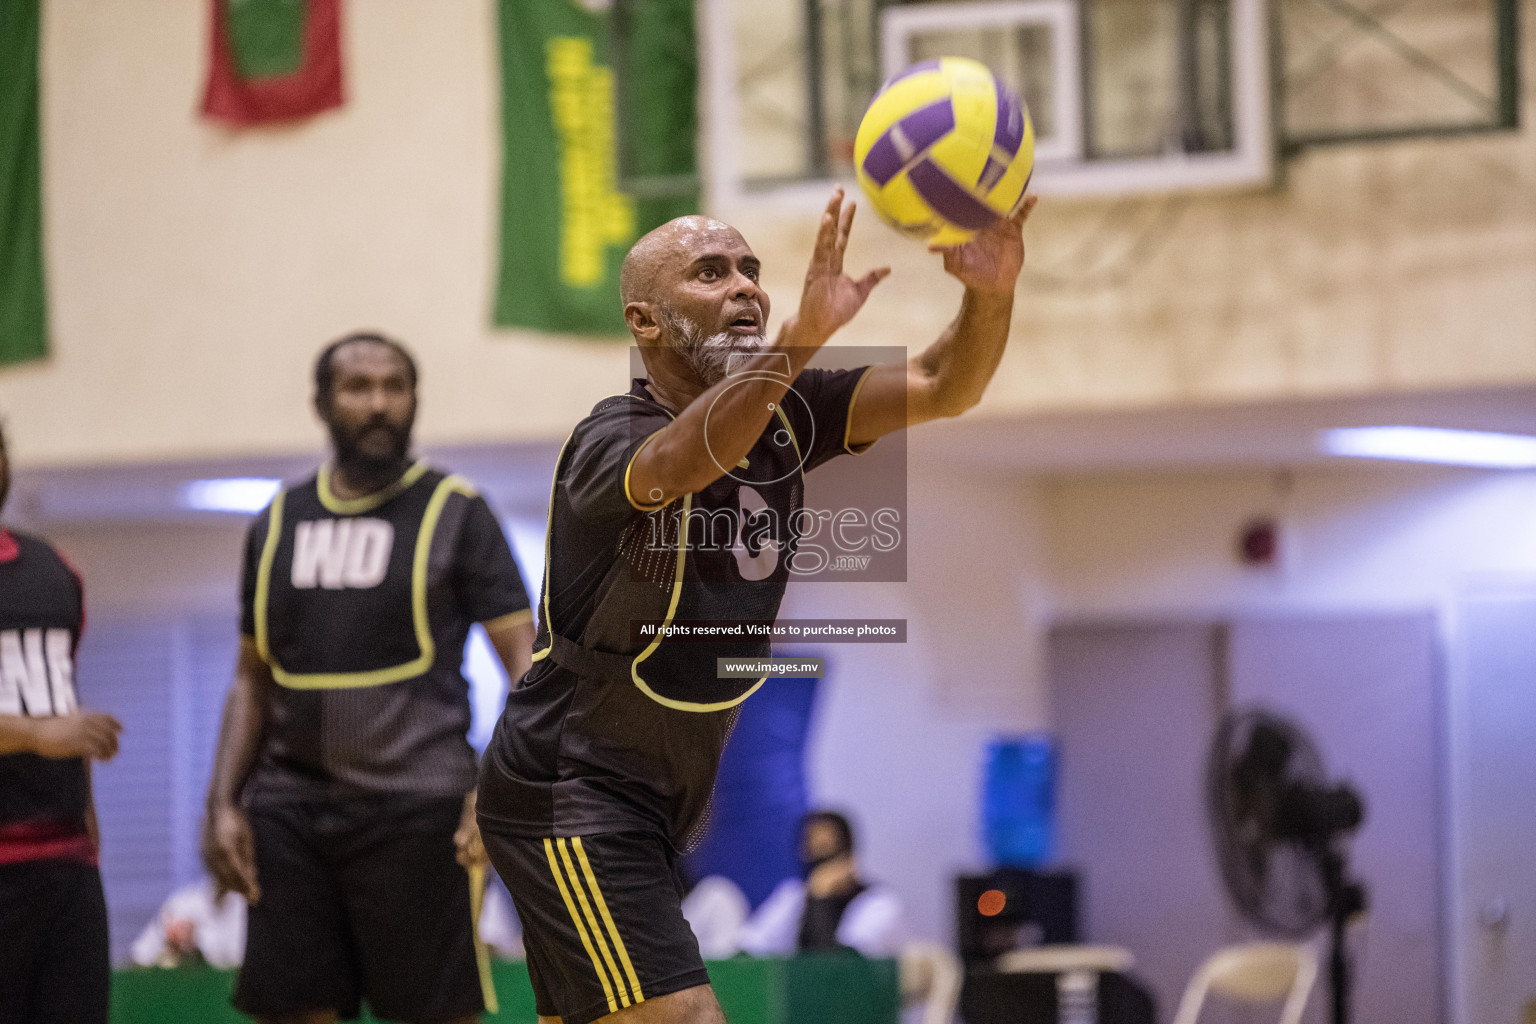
left=111, top=955, right=900, bottom=1024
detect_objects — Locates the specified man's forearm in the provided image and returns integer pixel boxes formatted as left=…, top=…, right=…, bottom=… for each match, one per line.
left=206, top=653, right=271, bottom=811
left=0, top=714, right=40, bottom=755
left=486, top=617, right=535, bottom=689
left=916, top=288, right=1015, bottom=417
left=640, top=340, right=820, bottom=501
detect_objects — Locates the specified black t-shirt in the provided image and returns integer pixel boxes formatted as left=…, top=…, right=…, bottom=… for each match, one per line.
left=479, top=368, right=874, bottom=849
left=239, top=461, right=531, bottom=803
left=0, top=531, right=88, bottom=836
left=799, top=882, right=869, bottom=951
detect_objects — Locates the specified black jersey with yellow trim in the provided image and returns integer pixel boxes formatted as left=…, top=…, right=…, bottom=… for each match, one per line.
left=239, top=461, right=531, bottom=801
left=480, top=367, right=873, bottom=849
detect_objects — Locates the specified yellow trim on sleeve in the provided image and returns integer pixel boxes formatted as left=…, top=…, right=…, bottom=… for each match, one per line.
left=572, top=837, right=644, bottom=1001
left=545, top=839, right=620, bottom=1014
left=843, top=365, right=878, bottom=455
left=623, top=430, right=668, bottom=512
left=261, top=475, right=477, bottom=690
left=316, top=459, right=433, bottom=514
left=557, top=839, right=633, bottom=1008
left=481, top=608, right=534, bottom=632
left=252, top=492, right=285, bottom=665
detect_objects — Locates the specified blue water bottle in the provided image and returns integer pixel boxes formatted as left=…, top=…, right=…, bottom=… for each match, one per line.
left=983, top=735, right=1057, bottom=868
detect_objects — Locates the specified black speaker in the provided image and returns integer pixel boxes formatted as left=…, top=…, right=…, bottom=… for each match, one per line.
left=956, top=868, right=1078, bottom=964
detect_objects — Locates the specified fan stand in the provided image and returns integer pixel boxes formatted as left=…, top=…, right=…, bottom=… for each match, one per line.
left=1321, top=846, right=1367, bottom=1024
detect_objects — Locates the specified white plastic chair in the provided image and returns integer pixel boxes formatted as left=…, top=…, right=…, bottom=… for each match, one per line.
left=899, top=941, right=963, bottom=1024
left=1171, top=942, right=1318, bottom=1024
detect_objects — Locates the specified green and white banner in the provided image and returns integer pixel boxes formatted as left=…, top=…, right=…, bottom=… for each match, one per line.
left=0, top=0, right=47, bottom=366
left=495, top=0, right=698, bottom=336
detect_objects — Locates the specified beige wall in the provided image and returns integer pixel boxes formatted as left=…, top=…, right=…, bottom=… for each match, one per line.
left=7, top=0, right=632, bottom=469
left=5, top=0, right=1535, bottom=471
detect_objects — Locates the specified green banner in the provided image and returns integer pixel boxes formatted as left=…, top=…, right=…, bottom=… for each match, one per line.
left=225, top=0, right=307, bottom=79
left=495, top=0, right=698, bottom=336
left=0, top=0, right=47, bottom=366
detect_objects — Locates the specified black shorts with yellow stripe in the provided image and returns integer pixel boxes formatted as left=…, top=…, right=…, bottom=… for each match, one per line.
left=482, top=828, right=709, bottom=1024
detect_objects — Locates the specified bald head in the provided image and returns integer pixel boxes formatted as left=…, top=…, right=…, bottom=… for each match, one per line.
left=618, top=214, right=770, bottom=391
left=620, top=215, right=749, bottom=308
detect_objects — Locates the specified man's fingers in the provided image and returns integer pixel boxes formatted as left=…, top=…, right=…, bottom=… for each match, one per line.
left=857, top=267, right=892, bottom=298
left=453, top=827, right=486, bottom=869
left=210, top=856, right=243, bottom=902
left=810, top=189, right=844, bottom=274
left=235, top=837, right=261, bottom=903
left=1011, top=193, right=1038, bottom=225
left=832, top=198, right=857, bottom=275
left=83, top=720, right=119, bottom=760
left=814, top=212, right=836, bottom=271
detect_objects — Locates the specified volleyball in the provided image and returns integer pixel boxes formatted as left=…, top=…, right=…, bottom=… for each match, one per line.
left=854, top=57, right=1034, bottom=246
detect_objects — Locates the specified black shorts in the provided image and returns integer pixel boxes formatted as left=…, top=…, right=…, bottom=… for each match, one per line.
left=0, top=858, right=110, bottom=1024
left=234, top=795, right=482, bottom=1023
left=480, top=827, right=709, bottom=1024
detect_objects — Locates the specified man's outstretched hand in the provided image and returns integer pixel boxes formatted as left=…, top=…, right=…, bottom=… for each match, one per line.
left=931, top=194, right=1038, bottom=296
left=792, top=189, right=892, bottom=346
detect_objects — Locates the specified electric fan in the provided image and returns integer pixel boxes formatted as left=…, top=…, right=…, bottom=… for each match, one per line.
left=1206, top=708, right=1367, bottom=1024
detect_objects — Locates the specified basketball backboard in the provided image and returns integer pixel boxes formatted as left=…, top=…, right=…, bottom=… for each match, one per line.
left=701, top=0, right=1275, bottom=207
left=696, top=0, right=1518, bottom=209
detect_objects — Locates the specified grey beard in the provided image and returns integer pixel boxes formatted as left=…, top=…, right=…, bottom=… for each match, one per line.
left=659, top=308, right=766, bottom=386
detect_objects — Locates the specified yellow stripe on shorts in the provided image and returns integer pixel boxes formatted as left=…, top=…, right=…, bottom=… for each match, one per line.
left=557, top=839, right=633, bottom=1008
left=543, top=838, right=620, bottom=1014
left=572, top=836, right=645, bottom=1001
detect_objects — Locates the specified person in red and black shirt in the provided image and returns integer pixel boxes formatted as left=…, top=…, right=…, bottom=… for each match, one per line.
left=0, top=424, right=123, bottom=1024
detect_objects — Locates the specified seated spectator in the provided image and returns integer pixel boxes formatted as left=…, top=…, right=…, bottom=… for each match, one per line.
left=738, top=810, right=907, bottom=957
left=477, top=874, right=525, bottom=961
left=682, top=874, right=751, bottom=959
left=130, top=878, right=246, bottom=969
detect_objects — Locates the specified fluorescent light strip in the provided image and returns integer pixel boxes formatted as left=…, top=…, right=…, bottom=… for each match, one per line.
left=178, top=478, right=282, bottom=514
left=1320, top=426, right=1536, bottom=469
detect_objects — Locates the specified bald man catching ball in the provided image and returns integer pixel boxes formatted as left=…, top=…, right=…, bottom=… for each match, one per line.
left=476, top=189, right=1036, bottom=1024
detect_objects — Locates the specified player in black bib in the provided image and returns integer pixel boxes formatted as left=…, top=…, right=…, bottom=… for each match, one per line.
left=202, top=334, right=536, bottom=1024
left=0, top=424, right=123, bottom=1024
left=478, top=189, right=1037, bottom=1024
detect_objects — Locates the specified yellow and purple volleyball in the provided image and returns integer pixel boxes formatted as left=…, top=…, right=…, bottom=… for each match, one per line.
left=854, top=57, right=1034, bottom=246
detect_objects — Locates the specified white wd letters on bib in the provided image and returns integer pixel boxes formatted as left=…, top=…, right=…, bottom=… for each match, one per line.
left=291, top=519, right=394, bottom=590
